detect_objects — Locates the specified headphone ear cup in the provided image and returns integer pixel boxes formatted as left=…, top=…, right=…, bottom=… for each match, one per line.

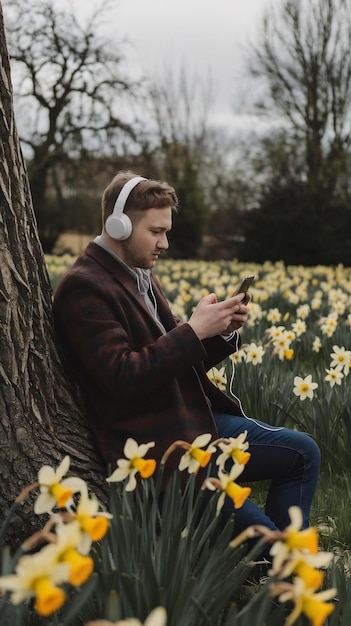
left=105, top=213, right=132, bottom=240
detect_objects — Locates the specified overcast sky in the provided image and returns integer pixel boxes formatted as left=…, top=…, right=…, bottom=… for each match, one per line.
left=52, top=0, right=277, bottom=133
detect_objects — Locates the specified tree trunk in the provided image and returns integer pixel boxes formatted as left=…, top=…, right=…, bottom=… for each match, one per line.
left=0, top=4, right=108, bottom=547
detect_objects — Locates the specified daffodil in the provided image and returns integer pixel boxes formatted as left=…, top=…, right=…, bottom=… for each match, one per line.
left=230, top=348, right=246, bottom=363
left=178, top=433, right=216, bottom=474
left=0, top=544, right=69, bottom=616
left=291, top=319, right=307, bottom=337
left=325, top=368, right=344, bottom=387
left=207, top=366, right=227, bottom=390
left=205, top=463, right=251, bottom=513
left=273, top=335, right=292, bottom=361
left=245, top=342, right=265, bottom=365
left=296, top=304, right=310, bottom=320
left=267, top=308, right=282, bottom=323
left=270, top=547, right=333, bottom=589
left=320, top=314, right=338, bottom=337
left=293, top=374, right=318, bottom=401
left=73, top=485, right=112, bottom=551
left=84, top=606, right=167, bottom=626
left=312, top=336, right=322, bottom=353
left=270, top=507, right=319, bottom=573
left=55, top=521, right=94, bottom=586
left=107, top=438, right=156, bottom=491
left=330, top=345, right=351, bottom=375
left=216, top=431, right=251, bottom=470
left=278, top=576, right=336, bottom=626
left=34, top=456, right=86, bottom=514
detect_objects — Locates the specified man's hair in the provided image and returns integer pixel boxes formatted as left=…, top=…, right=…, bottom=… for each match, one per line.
left=102, top=170, right=178, bottom=225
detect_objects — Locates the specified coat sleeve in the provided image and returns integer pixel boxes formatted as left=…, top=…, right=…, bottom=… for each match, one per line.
left=53, top=272, right=209, bottom=402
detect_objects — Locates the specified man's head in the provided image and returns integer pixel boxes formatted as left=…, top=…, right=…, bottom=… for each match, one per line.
left=101, top=170, right=178, bottom=269
left=102, top=170, right=178, bottom=231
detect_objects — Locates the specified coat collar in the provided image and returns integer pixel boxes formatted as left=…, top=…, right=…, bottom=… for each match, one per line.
left=84, top=241, right=176, bottom=332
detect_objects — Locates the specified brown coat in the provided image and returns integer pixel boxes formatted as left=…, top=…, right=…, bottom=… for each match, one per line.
left=53, top=242, right=243, bottom=474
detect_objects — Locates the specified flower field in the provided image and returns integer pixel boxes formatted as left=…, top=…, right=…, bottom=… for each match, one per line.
left=38, top=254, right=351, bottom=625
left=46, top=254, right=351, bottom=477
left=0, top=255, right=351, bottom=626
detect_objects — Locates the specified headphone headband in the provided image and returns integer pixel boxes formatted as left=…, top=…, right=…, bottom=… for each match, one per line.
left=113, top=176, right=147, bottom=216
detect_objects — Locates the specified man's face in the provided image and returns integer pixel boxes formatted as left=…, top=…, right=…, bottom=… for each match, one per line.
left=120, top=206, right=172, bottom=269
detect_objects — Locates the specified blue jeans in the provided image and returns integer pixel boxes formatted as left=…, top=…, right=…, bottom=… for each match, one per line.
left=213, top=412, right=321, bottom=537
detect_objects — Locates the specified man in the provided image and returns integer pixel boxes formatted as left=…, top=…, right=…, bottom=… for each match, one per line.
left=53, top=170, right=320, bottom=538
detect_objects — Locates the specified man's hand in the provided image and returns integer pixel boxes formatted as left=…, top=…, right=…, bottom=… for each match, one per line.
left=188, top=292, right=250, bottom=340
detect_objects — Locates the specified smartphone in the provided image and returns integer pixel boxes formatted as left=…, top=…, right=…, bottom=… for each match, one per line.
left=232, top=274, right=255, bottom=299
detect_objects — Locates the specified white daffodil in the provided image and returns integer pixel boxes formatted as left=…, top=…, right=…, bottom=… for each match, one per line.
left=293, top=375, right=318, bottom=401
left=216, top=431, right=251, bottom=471
left=205, top=462, right=251, bottom=513
left=245, top=342, right=265, bottom=365
left=266, top=308, right=282, bottom=323
left=0, top=543, right=69, bottom=616
left=325, top=368, right=344, bottom=387
left=273, top=335, right=292, bottom=361
left=207, top=366, right=227, bottom=390
left=34, top=456, right=86, bottom=514
left=106, top=438, right=156, bottom=491
left=296, top=304, right=310, bottom=320
left=312, top=336, right=322, bottom=353
left=291, top=319, right=307, bottom=337
left=330, top=345, right=351, bottom=375
left=178, top=433, right=216, bottom=474
left=266, top=325, right=286, bottom=340
left=84, top=606, right=167, bottom=626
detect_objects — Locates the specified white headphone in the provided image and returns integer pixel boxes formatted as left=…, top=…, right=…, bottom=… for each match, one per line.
left=105, top=176, right=146, bottom=240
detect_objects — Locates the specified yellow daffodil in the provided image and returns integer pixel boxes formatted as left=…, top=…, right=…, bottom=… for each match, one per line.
left=278, top=576, right=336, bottom=626
left=293, top=375, right=318, bottom=401
left=55, top=521, right=94, bottom=586
left=73, top=486, right=112, bottom=550
left=216, top=431, right=251, bottom=471
left=107, top=438, right=156, bottom=491
left=34, top=456, right=86, bottom=514
left=0, top=544, right=69, bottom=616
left=205, top=462, right=251, bottom=513
left=178, top=433, right=216, bottom=474
left=270, top=507, right=319, bottom=573
left=270, top=547, right=333, bottom=589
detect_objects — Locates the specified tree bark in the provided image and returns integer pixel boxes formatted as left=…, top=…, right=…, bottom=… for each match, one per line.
left=0, top=4, right=108, bottom=547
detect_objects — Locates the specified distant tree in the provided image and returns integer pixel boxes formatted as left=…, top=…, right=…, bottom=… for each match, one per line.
left=240, top=0, right=351, bottom=265
left=251, top=0, right=351, bottom=195
left=3, top=0, right=139, bottom=251
left=143, top=68, right=213, bottom=258
left=239, top=178, right=351, bottom=265
left=0, top=1, right=107, bottom=546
